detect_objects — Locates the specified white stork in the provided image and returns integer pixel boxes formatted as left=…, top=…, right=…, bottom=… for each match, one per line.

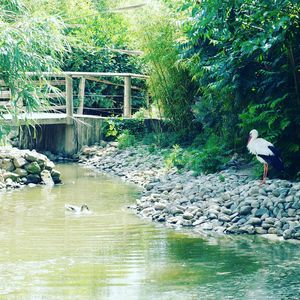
left=247, top=129, right=284, bottom=183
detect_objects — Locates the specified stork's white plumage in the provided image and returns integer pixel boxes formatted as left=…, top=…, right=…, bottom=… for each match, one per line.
left=247, top=129, right=284, bottom=183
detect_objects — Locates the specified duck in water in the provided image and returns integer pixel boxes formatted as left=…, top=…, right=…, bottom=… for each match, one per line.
left=65, top=204, right=90, bottom=214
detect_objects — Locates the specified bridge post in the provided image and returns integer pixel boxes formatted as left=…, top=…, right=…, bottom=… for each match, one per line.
left=124, top=76, right=132, bottom=118
left=77, top=76, right=85, bottom=115
left=66, top=76, right=74, bottom=125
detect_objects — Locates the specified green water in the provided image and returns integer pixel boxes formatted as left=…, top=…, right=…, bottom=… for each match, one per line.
left=0, top=164, right=300, bottom=300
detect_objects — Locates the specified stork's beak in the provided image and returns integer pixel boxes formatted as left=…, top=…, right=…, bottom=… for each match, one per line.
left=247, top=135, right=251, bottom=144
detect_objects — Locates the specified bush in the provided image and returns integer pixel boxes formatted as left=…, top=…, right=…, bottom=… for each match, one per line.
left=117, top=130, right=136, bottom=149
left=164, top=134, right=229, bottom=175
left=101, top=118, right=146, bottom=141
left=178, top=0, right=300, bottom=178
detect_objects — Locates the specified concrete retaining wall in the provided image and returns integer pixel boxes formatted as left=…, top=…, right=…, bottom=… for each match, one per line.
left=18, top=117, right=163, bottom=156
left=18, top=116, right=105, bottom=155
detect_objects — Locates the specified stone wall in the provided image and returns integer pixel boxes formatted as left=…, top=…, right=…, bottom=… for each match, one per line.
left=0, top=147, right=61, bottom=189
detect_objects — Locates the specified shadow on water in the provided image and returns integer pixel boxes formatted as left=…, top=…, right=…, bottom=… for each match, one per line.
left=0, top=163, right=299, bottom=299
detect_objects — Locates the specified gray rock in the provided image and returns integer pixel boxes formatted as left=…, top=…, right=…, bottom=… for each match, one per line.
left=41, top=170, right=54, bottom=186
left=157, top=215, right=166, bottom=222
left=183, top=212, right=194, bottom=220
left=268, top=227, right=277, bottom=234
left=255, top=228, right=267, bottom=234
left=193, top=217, right=206, bottom=226
left=287, top=208, right=296, bottom=217
left=51, top=169, right=61, bottom=184
left=1, top=159, right=15, bottom=172
left=154, top=203, right=166, bottom=211
left=182, top=220, right=192, bottom=227
left=167, top=216, right=180, bottom=224
left=240, top=206, right=252, bottom=215
left=265, top=217, right=276, bottom=224
left=200, top=223, right=213, bottom=230
left=249, top=186, right=259, bottom=195
left=285, top=195, right=294, bottom=202
left=27, top=174, right=41, bottom=184
left=262, top=222, right=273, bottom=230
left=218, top=214, right=231, bottom=222
left=248, top=217, right=262, bottom=226
left=292, top=200, right=300, bottom=209
left=3, top=172, right=19, bottom=182
left=25, top=162, right=41, bottom=174
left=254, top=207, right=269, bottom=218
left=272, top=190, right=280, bottom=197
left=221, top=207, right=232, bottom=215
left=15, top=168, right=28, bottom=177
left=283, top=228, right=295, bottom=240
left=13, top=157, right=27, bottom=168
left=279, top=188, right=290, bottom=197
left=170, top=207, right=184, bottom=215
left=226, top=225, right=239, bottom=233
left=240, top=225, right=255, bottom=234
left=207, top=212, right=218, bottom=220
left=141, top=207, right=155, bottom=217
left=24, top=152, right=38, bottom=162
left=221, top=192, right=231, bottom=201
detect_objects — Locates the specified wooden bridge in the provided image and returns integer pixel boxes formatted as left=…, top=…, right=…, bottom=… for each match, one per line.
left=0, top=72, right=149, bottom=154
left=0, top=71, right=148, bottom=125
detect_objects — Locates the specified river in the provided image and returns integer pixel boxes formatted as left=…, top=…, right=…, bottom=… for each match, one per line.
left=0, top=164, right=299, bottom=299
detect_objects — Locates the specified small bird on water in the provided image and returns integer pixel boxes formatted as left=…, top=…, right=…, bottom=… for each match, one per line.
left=247, top=129, right=284, bottom=184
left=65, top=204, right=90, bottom=213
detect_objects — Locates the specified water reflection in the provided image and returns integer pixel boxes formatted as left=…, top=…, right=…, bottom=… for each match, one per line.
left=0, top=164, right=299, bottom=299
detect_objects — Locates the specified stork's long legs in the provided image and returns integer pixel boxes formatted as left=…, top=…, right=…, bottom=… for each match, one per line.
left=261, top=163, right=268, bottom=184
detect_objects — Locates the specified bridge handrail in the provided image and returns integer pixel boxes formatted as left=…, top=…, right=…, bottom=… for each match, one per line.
left=26, top=71, right=149, bottom=79
left=1, top=71, right=149, bottom=122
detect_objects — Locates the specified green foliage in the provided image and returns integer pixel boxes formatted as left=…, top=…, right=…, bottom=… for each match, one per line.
left=130, top=5, right=198, bottom=134
left=0, top=0, right=69, bottom=118
left=178, top=0, right=300, bottom=177
left=117, top=129, right=136, bottom=149
left=25, top=0, right=146, bottom=112
left=218, top=175, right=225, bottom=183
left=57, top=0, right=146, bottom=111
left=164, top=135, right=228, bottom=175
left=165, top=144, right=186, bottom=169
left=101, top=118, right=146, bottom=141
left=103, top=120, right=118, bottom=139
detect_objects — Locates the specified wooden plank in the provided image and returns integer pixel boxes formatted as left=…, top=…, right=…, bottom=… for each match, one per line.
left=124, top=76, right=132, bottom=118
left=1, top=80, right=66, bottom=87
left=85, top=76, right=142, bottom=90
left=77, top=77, right=85, bottom=114
left=0, top=91, right=11, bottom=99
left=44, top=80, right=66, bottom=86
left=26, top=71, right=149, bottom=79
left=0, top=91, right=65, bottom=99
left=66, top=77, right=74, bottom=124
left=45, top=92, right=66, bottom=99
left=39, top=105, right=66, bottom=111
left=0, top=112, right=69, bottom=125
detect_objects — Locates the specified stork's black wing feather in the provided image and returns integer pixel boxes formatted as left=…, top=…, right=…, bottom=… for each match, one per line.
left=268, top=146, right=282, bottom=158
left=258, top=153, right=284, bottom=171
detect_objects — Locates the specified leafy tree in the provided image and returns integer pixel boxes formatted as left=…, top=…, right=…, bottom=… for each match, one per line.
left=120, top=1, right=198, bottom=135
left=0, top=0, right=69, bottom=117
left=178, top=0, right=300, bottom=177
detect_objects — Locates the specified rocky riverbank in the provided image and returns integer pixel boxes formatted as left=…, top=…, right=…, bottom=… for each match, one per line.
left=79, top=143, right=300, bottom=241
left=0, top=147, right=61, bottom=190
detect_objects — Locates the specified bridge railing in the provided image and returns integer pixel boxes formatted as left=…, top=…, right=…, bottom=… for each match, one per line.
left=0, top=72, right=149, bottom=123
